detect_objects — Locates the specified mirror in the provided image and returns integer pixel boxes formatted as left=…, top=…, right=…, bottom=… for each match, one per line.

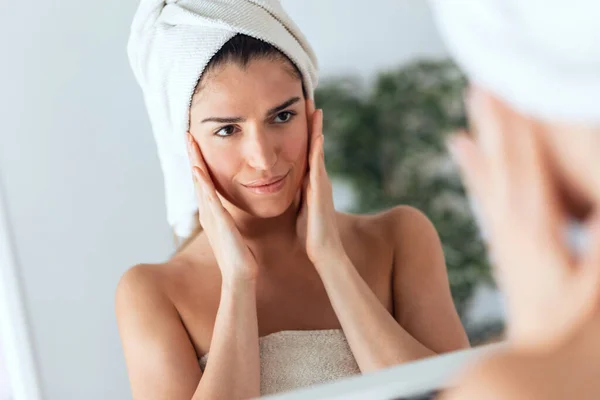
left=0, top=1, right=505, bottom=399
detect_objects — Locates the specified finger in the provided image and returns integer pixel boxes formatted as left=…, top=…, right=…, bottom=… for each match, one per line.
left=471, top=92, right=575, bottom=305
left=523, top=121, right=569, bottom=238
left=469, top=90, right=565, bottom=248
left=321, top=133, right=326, bottom=163
left=186, top=132, right=212, bottom=181
left=308, top=110, right=323, bottom=172
left=318, top=134, right=329, bottom=179
left=310, top=135, right=325, bottom=182
left=311, top=108, right=323, bottom=151
left=467, top=87, right=514, bottom=195
left=577, top=212, right=600, bottom=296
left=312, top=133, right=336, bottom=210
left=301, top=175, right=310, bottom=208
left=470, top=88, right=551, bottom=219
left=306, top=97, right=316, bottom=117
left=305, top=99, right=316, bottom=152
left=191, top=167, right=217, bottom=207
left=489, top=97, right=571, bottom=264
left=447, top=132, right=490, bottom=211
left=187, top=132, right=221, bottom=205
left=295, top=175, right=310, bottom=222
left=556, top=213, right=600, bottom=337
left=302, top=174, right=310, bottom=192
left=467, top=87, right=505, bottom=158
left=544, top=122, right=600, bottom=208
left=191, top=166, right=209, bottom=219
left=447, top=131, right=499, bottom=260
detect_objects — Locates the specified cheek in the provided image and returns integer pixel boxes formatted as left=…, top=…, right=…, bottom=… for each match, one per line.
left=197, top=140, right=240, bottom=186
left=281, top=126, right=309, bottom=168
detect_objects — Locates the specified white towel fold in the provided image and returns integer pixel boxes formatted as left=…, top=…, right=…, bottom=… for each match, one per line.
left=127, top=0, right=318, bottom=237
left=430, top=0, right=600, bottom=124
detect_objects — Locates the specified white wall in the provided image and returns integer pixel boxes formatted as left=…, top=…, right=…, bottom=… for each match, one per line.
left=284, top=0, right=448, bottom=79
left=0, top=1, right=447, bottom=399
left=0, top=1, right=174, bottom=399
left=0, top=344, right=11, bottom=400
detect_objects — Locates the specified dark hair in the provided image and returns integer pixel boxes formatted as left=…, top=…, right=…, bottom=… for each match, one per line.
left=177, top=34, right=307, bottom=252
left=193, top=34, right=307, bottom=98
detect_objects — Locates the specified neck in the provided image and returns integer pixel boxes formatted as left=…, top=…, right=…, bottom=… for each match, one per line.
left=178, top=191, right=307, bottom=267
left=240, top=209, right=296, bottom=240
left=217, top=189, right=305, bottom=266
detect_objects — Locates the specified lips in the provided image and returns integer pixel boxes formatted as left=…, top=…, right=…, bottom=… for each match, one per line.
left=243, top=173, right=288, bottom=188
left=242, top=172, right=289, bottom=194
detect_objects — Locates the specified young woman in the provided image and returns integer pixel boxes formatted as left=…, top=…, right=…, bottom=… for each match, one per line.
left=118, top=2, right=468, bottom=398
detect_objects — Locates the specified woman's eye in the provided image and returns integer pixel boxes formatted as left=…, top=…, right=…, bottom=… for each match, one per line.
left=215, top=125, right=236, bottom=137
left=273, top=111, right=294, bottom=123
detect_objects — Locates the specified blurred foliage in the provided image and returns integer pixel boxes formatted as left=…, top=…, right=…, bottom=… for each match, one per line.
left=315, top=60, right=493, bottom=322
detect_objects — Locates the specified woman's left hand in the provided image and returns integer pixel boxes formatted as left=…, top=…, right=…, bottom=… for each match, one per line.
left=296, top=101, right=346, bottom=267
left=448, top=87, right=600, bottom=350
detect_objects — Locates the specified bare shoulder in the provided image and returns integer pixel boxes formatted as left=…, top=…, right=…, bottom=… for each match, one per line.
left=336, top=209, right=394, bottom=258
left=115, top=256, right=205, bottom=310
left=381, top=205, right=438, bottom=240
left=117, top=262, right=162, bottom=288
left=336, top=205, right=440, bottom=281
left=116, top=261, right=208, bottom=399
left=341, top=205, right=438, bottom=248
left=115, top=263, right=174, bottom=317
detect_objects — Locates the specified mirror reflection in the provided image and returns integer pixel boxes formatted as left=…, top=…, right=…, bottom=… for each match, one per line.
left=118, top=1, right=500, bottom=398
left=0, top=1, right=515, bottom=400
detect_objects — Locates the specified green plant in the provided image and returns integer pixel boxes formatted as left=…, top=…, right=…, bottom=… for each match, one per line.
left=315, top=60, right=493, bottom=321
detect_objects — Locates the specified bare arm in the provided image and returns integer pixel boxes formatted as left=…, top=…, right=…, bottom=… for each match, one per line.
left=301, top=107, right=468, bottom=372
left=116, top=265, right=260, bottom=400
left=390, top=206, right=470, bottom=354
left=315, top=207, right=469, bottom=373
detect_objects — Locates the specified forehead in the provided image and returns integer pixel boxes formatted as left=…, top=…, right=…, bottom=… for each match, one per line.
left=191, top=58, right=303, bottom=115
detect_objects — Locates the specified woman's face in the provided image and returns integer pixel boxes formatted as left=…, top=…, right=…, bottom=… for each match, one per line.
left=189, top=58, right=308, bottom=218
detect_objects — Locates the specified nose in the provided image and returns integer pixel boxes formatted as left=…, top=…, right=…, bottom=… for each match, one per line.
left=243, top=127, right=278, bottom=171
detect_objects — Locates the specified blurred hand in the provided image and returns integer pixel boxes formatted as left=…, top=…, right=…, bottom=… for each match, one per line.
left=448, top=87, right=600, bottom=350
left=186, top=132, right=259, bottom=283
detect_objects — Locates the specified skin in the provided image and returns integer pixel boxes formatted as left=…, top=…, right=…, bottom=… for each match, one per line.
left=116, top=57, right=469, bottom=400
left=441, top=87, right=600, bottom=400
left=441, top=320, right=600, bottom=400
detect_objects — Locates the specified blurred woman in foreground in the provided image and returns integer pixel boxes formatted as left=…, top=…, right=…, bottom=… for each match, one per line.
left=429, top=1, right=600, bottom=397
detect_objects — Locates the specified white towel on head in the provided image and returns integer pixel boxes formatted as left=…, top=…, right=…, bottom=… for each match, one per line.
left=127, top=0, right=318, bottom=238
left=429, top=0, right=600, bottom=124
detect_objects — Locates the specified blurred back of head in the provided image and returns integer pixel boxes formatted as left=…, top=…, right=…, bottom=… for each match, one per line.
left=430, top=0, right=600, bottom=224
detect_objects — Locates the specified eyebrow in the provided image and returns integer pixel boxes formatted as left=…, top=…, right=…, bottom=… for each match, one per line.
left=201, top=96, right=301, bottom=124
left=266, top=96, right=301, bottom=116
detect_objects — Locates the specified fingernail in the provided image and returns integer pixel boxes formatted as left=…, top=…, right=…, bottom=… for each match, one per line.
left=192, top=167, right=202, bottom=183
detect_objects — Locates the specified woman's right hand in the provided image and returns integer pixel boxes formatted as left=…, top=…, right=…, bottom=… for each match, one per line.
left=186, top=132, right=259, bottom=283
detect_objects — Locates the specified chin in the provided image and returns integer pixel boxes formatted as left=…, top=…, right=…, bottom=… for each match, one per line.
left=236, top=170, right=302, bottom=218
left=247, top=192, right=296, bottom=219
